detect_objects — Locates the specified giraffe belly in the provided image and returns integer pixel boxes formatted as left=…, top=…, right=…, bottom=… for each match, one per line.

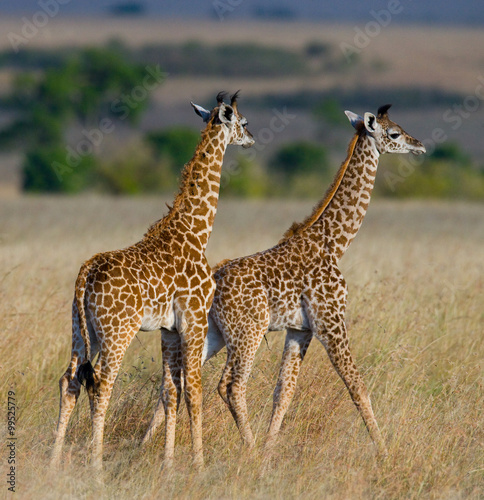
left=201, top=315, right=226, bottom=364
left=270, top=305, right=310, bottom=332
left=140, top=303, right=176, bottom=332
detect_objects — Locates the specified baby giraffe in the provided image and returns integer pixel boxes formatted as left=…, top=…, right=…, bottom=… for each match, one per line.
left=144, top=104, right=425, bottom=457
left=50, top=92, right=254, bottom=471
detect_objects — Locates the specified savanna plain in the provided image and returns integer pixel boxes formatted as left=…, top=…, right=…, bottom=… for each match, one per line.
left=1, top=196, right=483, bottom=499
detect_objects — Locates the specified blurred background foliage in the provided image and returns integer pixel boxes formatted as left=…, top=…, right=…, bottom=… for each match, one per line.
left=0, top=41, right=483, bottom=199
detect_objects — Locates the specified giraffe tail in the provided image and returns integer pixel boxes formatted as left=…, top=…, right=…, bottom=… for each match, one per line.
left=75, top=259, right=95, bottom=390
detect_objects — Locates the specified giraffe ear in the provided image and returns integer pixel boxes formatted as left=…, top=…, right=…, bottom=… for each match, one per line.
left=218, top=103, right=235, bottom=125
left=345, top=110, right=363, bottom=129
left=191, top=102, right=211, bottom=123
left=363, top=112, right=379, bottom=133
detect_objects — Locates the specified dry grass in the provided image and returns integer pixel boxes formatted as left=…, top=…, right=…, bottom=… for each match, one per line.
left=1, top=196, right=483, bottom=499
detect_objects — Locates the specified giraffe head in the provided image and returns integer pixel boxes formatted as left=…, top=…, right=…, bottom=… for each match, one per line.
left=345, top=104, right=426, bottom=155
left=191, top=91, right=255, bottom=148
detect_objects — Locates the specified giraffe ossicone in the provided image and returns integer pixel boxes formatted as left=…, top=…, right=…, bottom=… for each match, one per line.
left=144, top=104, right=425, bottom=459
left=50, top=91, right=254, bottom=471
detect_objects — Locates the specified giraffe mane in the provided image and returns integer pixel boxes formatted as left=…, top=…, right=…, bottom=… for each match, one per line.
left=144, top=125, right=215, bottom=238
left=279, top=128, right=364, bottom=243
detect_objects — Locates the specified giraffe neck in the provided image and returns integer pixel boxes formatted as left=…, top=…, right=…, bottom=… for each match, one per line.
left=146, top=125, right=228, bottom=250
left=312, top=131, right=379, bottom=260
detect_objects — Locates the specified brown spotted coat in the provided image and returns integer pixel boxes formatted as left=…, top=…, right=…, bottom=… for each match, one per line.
left=144, top=105, right=425, bottom=457
left=50, top=92, right=254, bottom=471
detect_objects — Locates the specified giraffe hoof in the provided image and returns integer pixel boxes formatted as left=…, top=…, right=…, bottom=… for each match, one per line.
left=161, top=456, right=174, bottom=473
left=49, top=457, right=60, bottom=472
left=193, top=456, right=204, bottom=471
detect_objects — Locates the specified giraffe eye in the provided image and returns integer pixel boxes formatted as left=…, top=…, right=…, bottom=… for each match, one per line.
left=389, top=132, right=400, bottom=140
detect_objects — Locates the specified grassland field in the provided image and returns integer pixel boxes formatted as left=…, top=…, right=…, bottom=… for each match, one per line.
left=1, top=195, right=483, bottom=499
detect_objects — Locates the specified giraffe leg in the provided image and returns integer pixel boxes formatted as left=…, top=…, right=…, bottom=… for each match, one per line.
left=218, top=356, right=247, bottom=434
left=51, top=315, right=101, bottom=470
left=217, top=357, right=234, bottom=407
left=143, top=317, right=224, bottom=447
left=179, top=322, right=206, bottom=469
left=265, top=328, right=313, bottom=450
left=158, top=331, right=183, bottom=467
left=89, top=344, right=131, bottom=470
left=214, top=302, right=269, bottom=448
left=50, top=359, right=81, bottom=469
left=314, top=319, right=387, bottom=457
left=222, top=343, right=261, bottom=448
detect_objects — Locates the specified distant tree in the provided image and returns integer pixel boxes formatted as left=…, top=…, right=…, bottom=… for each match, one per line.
left=220, top=156, right=268, bottom=198
left=269, top=140, right=329, bottom=178
left=95, top=142, right=176, bottom=195
left=428, top=142, right=471, bottom=166
left=109, top=2, right=146, bottom=16
left=146, top=127, right=200, bottom=173
left=313, top=98, right=347, bottom=127
left=68, top=46, right=149, bottom=124
left=304, top=41, right=330, bottom=58
left=0, top=46, right=157, bottom=192
left=375, top=147, right=484, bottom=200
left=22, top=146, right=96, bottom=193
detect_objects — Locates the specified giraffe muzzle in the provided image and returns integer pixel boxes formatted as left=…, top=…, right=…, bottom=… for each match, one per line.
left=411, top=143, right=426, bottom=155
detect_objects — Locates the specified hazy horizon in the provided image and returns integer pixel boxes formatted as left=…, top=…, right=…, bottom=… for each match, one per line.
left=1, top=0, right=484, bottom=26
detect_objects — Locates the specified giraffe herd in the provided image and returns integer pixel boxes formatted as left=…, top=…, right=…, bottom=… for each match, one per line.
left=51, top=92, right=425, bottom=471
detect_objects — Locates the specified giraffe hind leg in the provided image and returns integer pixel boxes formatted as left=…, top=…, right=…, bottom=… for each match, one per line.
left=50, top=325, right=101, bottom=470
left=50, top=357, right=82, bottom=469
left=219, top=331, right=265, bottom=448
left=85, top=318, right=140, bottom=470
left=265, top=328, right=313, bottom=451
left=89, top=346, right=130, bottom=470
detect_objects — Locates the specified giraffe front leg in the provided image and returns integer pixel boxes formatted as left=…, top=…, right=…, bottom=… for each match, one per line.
left=180, top=321, right=206, bottom=470
left=159, top=331, right=183, bottom=468
left=142, top=330, right=182, bottom=447
left=265, top=328, right=313, bottom=451
left=313, top=315, right=387, bottom=458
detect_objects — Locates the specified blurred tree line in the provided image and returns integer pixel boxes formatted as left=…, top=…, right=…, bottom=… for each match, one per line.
left=0, top=43, right=483, bottom=199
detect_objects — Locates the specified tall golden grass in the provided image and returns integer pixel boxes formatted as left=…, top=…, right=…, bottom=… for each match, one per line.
left=1, top=196, right=482, bottom=499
